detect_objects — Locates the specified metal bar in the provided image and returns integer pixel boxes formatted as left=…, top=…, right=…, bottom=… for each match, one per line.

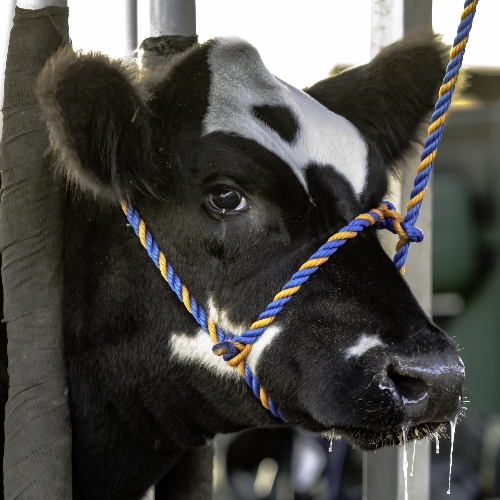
left=364, top=1, right=433, bottom=500
left=125, top=0, right=138, bottom=59
left=149, top=0, right=196, bottom=37
left=16, top=0, right=67, bottom=7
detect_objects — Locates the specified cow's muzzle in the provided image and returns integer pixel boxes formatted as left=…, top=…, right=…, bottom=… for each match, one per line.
left=385, top=352, right=465, bottom=425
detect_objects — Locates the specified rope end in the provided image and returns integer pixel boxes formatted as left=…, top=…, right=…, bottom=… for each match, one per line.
left=212, top=337, right=239, bottom=361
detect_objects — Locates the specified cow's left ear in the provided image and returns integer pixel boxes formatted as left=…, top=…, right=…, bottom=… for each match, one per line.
left=305, top=33, right=447, bottom=169
left=36, top=46, right=160, bottom=201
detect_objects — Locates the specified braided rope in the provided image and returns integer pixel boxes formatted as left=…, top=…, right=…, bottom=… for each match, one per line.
left=122, top=201, right=420, bottom=419
left=122, top=202, right=285, bottom=418
left=121, top=0, right=477, bottom=419
left=393, top=0, right=479, bottom=273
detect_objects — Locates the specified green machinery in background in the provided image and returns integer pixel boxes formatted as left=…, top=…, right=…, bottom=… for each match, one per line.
left=433, top=69, right=500, bottom=416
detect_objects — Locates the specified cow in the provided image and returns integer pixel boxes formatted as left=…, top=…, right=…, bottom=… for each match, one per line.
left=28, top=33, right=465, bottom=499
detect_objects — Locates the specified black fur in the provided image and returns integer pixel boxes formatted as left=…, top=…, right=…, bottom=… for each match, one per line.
left=252, top=104, right=299, bottom=143
left=305, top=32, right=446, bottom=169
left=21, top=34, right=464, bottom=499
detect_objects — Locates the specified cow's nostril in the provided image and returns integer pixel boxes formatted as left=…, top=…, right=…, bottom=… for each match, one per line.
left=388, top=368, right=428, bottom=404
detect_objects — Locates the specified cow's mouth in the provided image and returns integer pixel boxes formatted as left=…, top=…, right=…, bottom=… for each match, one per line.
left=329, top=421, right=448, bottom=451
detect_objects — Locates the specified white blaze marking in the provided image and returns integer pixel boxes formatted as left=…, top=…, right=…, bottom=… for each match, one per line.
left=170, top=298, right=283, bottom=379
left=203, top=37, right=368, bottom=196
left=246, top=325, right=283, bottom=374
left=207, top=297, right=246, bottom=336
left=169, top=329, right=240, bottom=379
left=345, top=333, right=384, bottom=358
left=208, top=298, right=283, bottom=375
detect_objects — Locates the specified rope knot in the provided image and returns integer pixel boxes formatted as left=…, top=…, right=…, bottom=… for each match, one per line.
left=212, top=334, right=240, bottom=361
left=378, top=201, right=424, bottom=244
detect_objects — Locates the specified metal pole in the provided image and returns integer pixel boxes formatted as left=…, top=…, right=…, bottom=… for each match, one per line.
left=125, top=0, right=138, bottom=60
left=149, top=0, right=196, bottom=37
left=141, top=0, right=197, bottom=71
left=139, top=4, right=196, bottom=496
left=16, top=0, right=66, bottom=7
left=364, top=1, right=433, bottom=500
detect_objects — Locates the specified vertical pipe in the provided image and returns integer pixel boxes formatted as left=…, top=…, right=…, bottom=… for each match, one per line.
left=140, top=3, right=196, bottom=497
left=149, top=0, right=196, bottom=37
left=1, top=2, right=71, bottom=499
left=364, top=1, right=433, bottom=500
left=125, top=0, right=138, bottom=60
left=141, top=0, right=197, bottom=72
left=16, top=0, right=67, bottom=7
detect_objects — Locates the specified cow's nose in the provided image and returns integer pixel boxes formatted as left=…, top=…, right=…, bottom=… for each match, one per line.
left=387, top=353, right=465, bottom=423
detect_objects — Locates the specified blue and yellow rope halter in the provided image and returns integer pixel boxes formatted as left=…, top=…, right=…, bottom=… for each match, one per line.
left=122, top=0, right=478, bottom=420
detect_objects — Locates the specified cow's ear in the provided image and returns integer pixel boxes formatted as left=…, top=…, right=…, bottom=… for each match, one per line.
left=305, top=33, right=447, bottom=169
left=36, top=46, right=160, bottom=201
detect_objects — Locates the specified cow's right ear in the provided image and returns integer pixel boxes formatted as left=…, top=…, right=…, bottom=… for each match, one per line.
left=36, top=46, right=160, bottom=201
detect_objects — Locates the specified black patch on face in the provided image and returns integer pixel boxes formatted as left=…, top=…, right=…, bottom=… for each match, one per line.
left=305, top=164, right=362, bottom=232
left=252, top=104, right=299, bottom=143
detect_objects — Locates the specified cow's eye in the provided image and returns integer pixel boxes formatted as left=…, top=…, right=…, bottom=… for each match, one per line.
left=209, top=189, right=247, bottom=212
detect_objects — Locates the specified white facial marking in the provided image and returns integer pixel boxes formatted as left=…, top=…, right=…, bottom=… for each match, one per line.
left=169, top=329, right=240, bottom=379
left=203, top=37, right=368, bottom=196
left=246, top=325, right=283, bottom=374
left=345, top=334, right=384, bottom=359
left=207, top=297, right=246, bottom=335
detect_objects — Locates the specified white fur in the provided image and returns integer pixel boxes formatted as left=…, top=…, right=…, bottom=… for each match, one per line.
left=170, top=297, right=283, bottom=380
left=207, top=297, right=246, bottom=335
left=169, top=329, right=240, bottom=379
left=203, top=38, right=368, bottom=196
left=345, top=334, right=384, bottom=358
left=207, top=297, right=284, bottom=376
left=169, top=298, right=247, bottom=379
left=246, top=325, right=283, bottom=374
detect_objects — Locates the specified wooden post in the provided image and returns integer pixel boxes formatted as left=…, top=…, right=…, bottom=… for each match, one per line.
left=364, top=1, right=433, bottom=500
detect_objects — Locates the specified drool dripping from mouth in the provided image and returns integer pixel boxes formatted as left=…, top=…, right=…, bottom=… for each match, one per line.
left=447, top=414, right=458, bottom=495
left=398, top=417, right=459, bottom=499
left=410, top=440, right=416, bottom=477
left=401, top=425, right=409, bottom=500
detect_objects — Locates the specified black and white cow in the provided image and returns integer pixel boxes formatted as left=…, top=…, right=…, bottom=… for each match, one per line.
left=30, top=33, right=464, bottom=499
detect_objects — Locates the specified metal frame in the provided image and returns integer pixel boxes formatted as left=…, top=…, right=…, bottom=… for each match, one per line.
left=16, top=0, right=67, bottom=8
left=125, top=0, right=138, bottom=59
left=364, top=1, right=434, bottom=499
left=142, top=5, right=196, bottom=498
left=149, top=0, right=196, bottom=37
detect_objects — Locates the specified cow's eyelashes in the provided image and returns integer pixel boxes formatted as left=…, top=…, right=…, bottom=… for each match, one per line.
left=208, top=189, right=248, bottom=213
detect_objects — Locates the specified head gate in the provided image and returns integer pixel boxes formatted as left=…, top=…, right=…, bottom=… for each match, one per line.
left=121, top=0, right=478, bottom=420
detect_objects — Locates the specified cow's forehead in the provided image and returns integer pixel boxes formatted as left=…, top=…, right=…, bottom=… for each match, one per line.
left=202, top=37, right=368, bottom=196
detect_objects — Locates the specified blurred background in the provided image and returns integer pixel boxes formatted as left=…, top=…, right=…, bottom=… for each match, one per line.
left=1, top=1, right=500, bottom=499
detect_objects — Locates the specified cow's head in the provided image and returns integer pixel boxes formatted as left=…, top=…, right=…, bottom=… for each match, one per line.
left=37, top=34, right=464, bottom=450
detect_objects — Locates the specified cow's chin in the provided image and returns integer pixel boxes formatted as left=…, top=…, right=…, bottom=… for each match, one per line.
left=328, top=422, right=448, bottom=451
